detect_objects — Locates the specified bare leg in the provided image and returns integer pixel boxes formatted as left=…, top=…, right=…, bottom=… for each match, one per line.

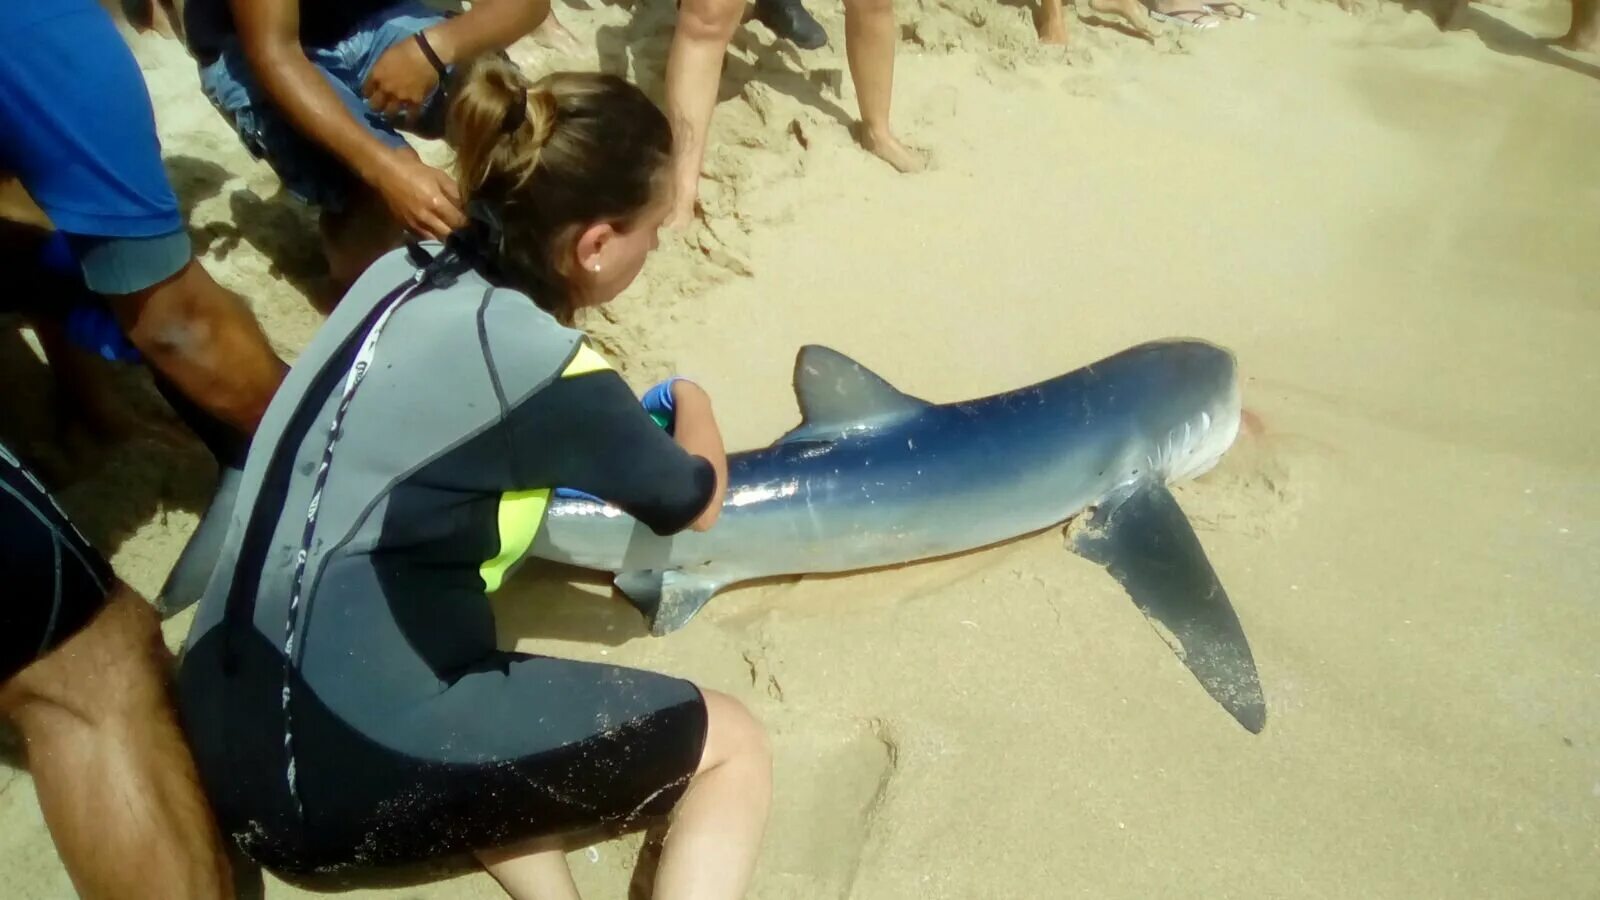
left=842, top=0, right=925, bottom=173
left=473, top=690, right=769, bottom=900
left=651, top=690, right=771, bottom=900
left=477, top=837, right=582, bottom=900
left=105, top=259, right=286, bottom=435
left=1561, top=0, right=1600, bottom=50
left=1086, top=0, right=1156, bottom=35
left=319, top=181, right=407, bottom=300
left=663, top=0, right=747, bottom=227
left=1038, top=0, right=1069, bottom=43
left=0, top=586, right=234, bottom=900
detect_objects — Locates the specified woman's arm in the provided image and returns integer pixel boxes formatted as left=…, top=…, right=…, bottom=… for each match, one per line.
left=665, top=380, right=727, bottom=532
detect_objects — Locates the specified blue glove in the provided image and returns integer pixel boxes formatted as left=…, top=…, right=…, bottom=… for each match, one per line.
left=641, top=376, right=684, bottom=433
left=555, top=378, right=686, bottom=503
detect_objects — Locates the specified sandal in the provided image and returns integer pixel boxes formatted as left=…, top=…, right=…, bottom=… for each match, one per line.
left=1148, top=8, right=1221, bottom=28
left=1203, top=2, right=1257, bottom=19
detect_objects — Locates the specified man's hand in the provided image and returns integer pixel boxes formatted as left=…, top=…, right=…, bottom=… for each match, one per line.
left=363, top=34, right=443, bottom=122
left=370, top=150, right=466, bottom=240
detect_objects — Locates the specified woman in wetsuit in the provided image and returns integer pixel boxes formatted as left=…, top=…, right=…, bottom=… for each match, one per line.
left=177, top=59, right=770, bottom=899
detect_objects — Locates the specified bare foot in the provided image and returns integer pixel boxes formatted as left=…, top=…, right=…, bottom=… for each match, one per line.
left=664, top=201, right=698, bottom=231
left=1557, top=24, right=1600, bottom=52
left=861, top=129, right=927, bottom=174
left=1088, top=0, right=1157, bottom=36
left=1038, top=9, right=1070, bottom=43
left=532, top=14, right=585, bottom=55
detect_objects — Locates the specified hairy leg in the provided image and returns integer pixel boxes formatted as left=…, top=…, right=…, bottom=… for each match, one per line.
left=663, top=0, right=747, bottom=227
left=0, top=585, right=233, bottom=900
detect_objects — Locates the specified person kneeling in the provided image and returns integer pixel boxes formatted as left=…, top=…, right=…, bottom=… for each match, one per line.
left=178, top=58, right=772, bottom=900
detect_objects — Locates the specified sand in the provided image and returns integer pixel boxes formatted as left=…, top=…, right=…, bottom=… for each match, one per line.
left=2, top=0, right=1598, bottom=896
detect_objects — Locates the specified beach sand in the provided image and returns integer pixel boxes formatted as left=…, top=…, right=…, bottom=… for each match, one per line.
left=2, top=0, right=1597, bottom=895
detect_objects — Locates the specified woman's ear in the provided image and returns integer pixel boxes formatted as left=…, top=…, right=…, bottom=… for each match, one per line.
left=574, top=222, right=619, bottom=275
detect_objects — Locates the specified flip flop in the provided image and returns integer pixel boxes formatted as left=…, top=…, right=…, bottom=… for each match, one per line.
left=1148, top=7, right=1221, bottom=27
left=1203, top=1, right=1257, bottom=18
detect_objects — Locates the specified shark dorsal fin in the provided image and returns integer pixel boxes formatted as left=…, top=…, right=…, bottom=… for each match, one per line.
left=779, top=345, right=928, bottom=444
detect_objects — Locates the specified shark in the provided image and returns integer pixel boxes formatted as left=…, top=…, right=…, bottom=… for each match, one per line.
left=530, top=339, right=1268, bottom=733
left=162, top=338, right=1267, bottom=732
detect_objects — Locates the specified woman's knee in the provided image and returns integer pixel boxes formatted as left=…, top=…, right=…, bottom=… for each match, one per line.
left=695, top=689, right=771, bottom=777
left=844, top=0, right=895, bottom=19
left=675, top=0, right=746, bottom=42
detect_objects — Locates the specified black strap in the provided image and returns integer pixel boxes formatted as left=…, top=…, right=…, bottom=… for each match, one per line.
left=414, top=30, right=448, bottom=79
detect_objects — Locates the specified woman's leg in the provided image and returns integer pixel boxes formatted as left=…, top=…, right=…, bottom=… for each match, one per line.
left=651, top=689, right=771, bottom=900
left=0, top=585, right=234, bottom=900
left=469, top=689, right=769, bottom=900
left=842, top=0, right=925, bottom=173
left=476, top=835, right=582, bottom=900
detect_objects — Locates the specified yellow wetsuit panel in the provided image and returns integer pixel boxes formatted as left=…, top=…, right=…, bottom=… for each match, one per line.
left=479, top=343, right=616, bottom=593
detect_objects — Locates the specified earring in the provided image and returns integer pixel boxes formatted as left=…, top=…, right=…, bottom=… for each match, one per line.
left=591, top=264, right=602, bottom=273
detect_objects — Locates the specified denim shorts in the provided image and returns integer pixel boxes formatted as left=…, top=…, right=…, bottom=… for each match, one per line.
left=198, top=1, right=450, bottom=213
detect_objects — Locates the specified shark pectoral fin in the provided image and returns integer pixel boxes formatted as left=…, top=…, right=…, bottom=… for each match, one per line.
left=1070, top=481, right=1267, bottom=734
left=613, top=570, right=726, bottom=636
left=157, top=464, right=244, bottom=619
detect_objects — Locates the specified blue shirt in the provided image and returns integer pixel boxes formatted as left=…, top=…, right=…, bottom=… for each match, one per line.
left=0, top=0, right=182, bottom=239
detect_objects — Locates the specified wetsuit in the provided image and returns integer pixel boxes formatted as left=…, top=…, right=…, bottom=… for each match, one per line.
left=0, top=442, right=113, bottom=684
left=178, top=245, right=716, bottom=873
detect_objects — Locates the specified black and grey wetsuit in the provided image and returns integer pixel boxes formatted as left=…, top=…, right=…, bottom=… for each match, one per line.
left=178, top=245, right=716, bottom=873
left=0, top=441, right=113, bottom=684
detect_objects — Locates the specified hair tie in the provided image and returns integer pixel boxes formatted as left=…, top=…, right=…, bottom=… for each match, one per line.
left=502, top=88, right=528, bottom=135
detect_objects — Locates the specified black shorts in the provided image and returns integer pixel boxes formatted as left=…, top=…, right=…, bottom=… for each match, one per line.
left=180, top=626, right=708, bottom=874
left=0, top=443, right=112, bottom=684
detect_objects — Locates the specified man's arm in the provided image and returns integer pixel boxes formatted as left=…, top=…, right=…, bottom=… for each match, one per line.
left=423, top=0, right=551, bottom=65
left=361, top=0, right=551, bottom=118
left=230, top=0, right=462, bottom=237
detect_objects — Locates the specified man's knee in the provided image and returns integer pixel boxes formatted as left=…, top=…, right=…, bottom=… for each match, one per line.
left=676, top=0, right=747, bottom=41
left=4, top=586, right=171, bottom=726
left=697, top=689, right=771, bottom=774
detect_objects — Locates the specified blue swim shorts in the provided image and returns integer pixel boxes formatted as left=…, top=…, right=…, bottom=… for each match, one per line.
left=198, top=1, right=451, bottom=213
left=0, top=0, right=192, bottom=295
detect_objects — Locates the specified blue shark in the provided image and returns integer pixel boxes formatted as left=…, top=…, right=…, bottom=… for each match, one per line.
left=531, top=339, right=1267, bottom=732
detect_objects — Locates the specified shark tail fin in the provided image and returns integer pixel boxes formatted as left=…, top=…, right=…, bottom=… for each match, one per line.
left=614, top=570, right=727, bottom=636
left=1070, top=481, right=1267, bottom=733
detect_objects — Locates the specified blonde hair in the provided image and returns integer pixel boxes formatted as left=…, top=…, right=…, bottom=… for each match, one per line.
left=446, top=58, right=672, bottom=322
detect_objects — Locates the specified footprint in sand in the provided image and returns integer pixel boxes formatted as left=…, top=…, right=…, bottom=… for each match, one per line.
left=1177, top=409, right=1328, bottom=539
left=760, top=716, right=901, bottom=898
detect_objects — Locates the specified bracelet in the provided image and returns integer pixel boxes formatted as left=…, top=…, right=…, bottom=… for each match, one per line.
left=413, top=31, right=448, bottom=78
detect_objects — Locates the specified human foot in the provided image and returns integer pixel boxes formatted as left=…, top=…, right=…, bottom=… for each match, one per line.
left=1145, top=1, right=1222, bottom=28
left=532, top=14, right=584, bottom=55
left=1037, top=6, right=1069, bottom=43
left=1557, top=22, right=1600, bottom=52
left=1088, top=0, right=1157, bottom=35
left=861, top=129, right=926, bottom=173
